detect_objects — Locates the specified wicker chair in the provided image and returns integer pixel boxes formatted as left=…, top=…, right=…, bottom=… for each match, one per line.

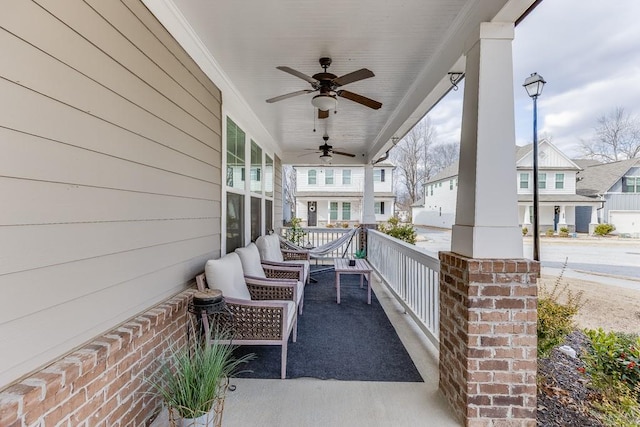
left=236, top=243, right=305, bottom=314
left=256, top=234, right=311, bottom=284
left=196, top=252, right=298, bottom=379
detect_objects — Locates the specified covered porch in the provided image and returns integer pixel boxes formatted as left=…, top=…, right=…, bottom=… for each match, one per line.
left=1, top=1, right=540, bottom=426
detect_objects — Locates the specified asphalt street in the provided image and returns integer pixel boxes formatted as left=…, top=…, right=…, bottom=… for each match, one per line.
left=414, top=227, right=640, bottom=281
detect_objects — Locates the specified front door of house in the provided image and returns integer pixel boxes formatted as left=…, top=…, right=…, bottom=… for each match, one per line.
left=554, top=206, right=560, bottom=231
left=308, top=201, right=317, bottom=227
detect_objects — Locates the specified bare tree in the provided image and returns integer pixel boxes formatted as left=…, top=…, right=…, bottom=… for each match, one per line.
left=282, top=165, right=297, bottom=221
left=580, top=107, right=640, bottom=162
left=390, top=118, right=460, bottom=213
left=430, top=143, right=460, bottom=173
left=391, top=118, right=437, bottom=208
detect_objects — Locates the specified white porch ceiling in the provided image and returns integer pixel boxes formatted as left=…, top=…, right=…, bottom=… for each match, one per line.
left=153, top=0, right=537, bottom=164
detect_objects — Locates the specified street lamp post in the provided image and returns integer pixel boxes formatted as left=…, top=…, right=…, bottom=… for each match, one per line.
left=523, top=72, right=546, bottom=261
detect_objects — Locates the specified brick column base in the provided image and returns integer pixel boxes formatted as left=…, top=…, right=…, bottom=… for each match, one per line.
left=438, top=252, right=539, bottom=427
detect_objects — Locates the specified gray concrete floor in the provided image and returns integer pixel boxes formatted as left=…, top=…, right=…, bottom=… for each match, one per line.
left=153, top=273, right=460, bottom=426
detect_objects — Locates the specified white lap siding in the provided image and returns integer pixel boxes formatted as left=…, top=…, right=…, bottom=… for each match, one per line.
left=0, top=0, right=222, bottom=387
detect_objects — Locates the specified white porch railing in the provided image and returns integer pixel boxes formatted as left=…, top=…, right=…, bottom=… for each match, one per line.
left=281, top=227, right=359, bottom=262
left=367, top=229, right=440, bottom=348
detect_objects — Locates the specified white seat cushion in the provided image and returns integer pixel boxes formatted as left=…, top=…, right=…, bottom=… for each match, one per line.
left=205, top=253, right=251, bottom=300
left=294, top=280, right=304, bottom=306
left=256, top=234, right=284, bottom=263
left=235, top=243, right=267, bottom=278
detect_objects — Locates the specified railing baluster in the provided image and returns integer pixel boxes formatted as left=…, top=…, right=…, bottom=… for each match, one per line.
left=364, top=229, right=440, bottom=348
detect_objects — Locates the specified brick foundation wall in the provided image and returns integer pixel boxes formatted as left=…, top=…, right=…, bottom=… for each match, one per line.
left=438, top=252, right=539, bottom=427
left=0, top=289, right=194, bottom=426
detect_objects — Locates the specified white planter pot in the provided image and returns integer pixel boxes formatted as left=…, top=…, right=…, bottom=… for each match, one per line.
left=176, top=410, right=214, bottom=427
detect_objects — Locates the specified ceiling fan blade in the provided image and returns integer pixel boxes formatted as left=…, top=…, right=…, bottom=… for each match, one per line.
left=318, top=109, right=329, bottom=119
left=337, top=90, right=382, bottom=110
left=333, top=68, right=375, bottom=87
left=332, top=150, right=356, bottom=158
left=266, top=89, right=314, bottom=103
left=276, top=66, right=317, bottom=84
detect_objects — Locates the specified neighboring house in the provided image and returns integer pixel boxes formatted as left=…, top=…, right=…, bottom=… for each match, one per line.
left=412, top=163, right=459, bottom=229
left=413, top=141, right=601, bottom=232
left=575, top=158, right=640, bottom=235
left=295, top=163, right=395, bottom=226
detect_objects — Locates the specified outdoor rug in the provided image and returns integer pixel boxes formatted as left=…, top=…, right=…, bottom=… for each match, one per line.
left=232, top=269, right=424, bottom=382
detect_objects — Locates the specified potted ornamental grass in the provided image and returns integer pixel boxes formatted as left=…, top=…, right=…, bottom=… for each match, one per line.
left=151, top=327, right=254, bottom=427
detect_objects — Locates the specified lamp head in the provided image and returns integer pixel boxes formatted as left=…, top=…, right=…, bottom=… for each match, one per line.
left=523, top=72, right=546, bottom=98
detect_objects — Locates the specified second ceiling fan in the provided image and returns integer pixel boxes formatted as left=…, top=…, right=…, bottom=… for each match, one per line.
left=266, top=57, right=382, bottom=119
left=307, top=134, right=356, bottom=163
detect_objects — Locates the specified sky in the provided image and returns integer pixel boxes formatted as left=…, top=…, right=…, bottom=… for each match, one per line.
left=426, top=0, right=640, bottom=158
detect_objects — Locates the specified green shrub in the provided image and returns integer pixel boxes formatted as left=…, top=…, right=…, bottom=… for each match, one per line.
left=545, top=229, right=555, bottom=237
left=537, top=260, right=584, bottom=357
left=594, top=223, right=616, bottom=236
left=522, top=226, right=528, bottom=236
left=286, top=217, right=306, bottom=245
left=582, top=329, right=640, bottom=425
left=377, top=216, right=417, bottom=244
left=584, top=329, right=640, bottom=393
left=560, top=226, right=569, bottom=233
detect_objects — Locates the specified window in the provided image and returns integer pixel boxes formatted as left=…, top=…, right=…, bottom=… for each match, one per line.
left=265, top=199, right=273, bottom=233
left=226, top=118, right=245, bottom=190
left=374, top=201, right=385, bottom=215
left=250, top=140, right=262, bottom=193
left=374, top=169, right=385, bottom=182
left=430, top=185, right=433, bottom=196
left=329, top=202, right=338, bottom=220
left=308, top=169, right=317, bottom=185
left=250, top=197, right=261, bottom=242
left=342, top=202, right=351, bottom=220
left=555, top=173, right=564, bottom=189
left=449, top=180, right=453, bottom=190
left=265, top=155, right=273, bottom=197
left=325, top=169, right=334, bottom=185
left=342, top=169, right=351, bottom=185
left=519, top=173, right=529, bottom=189
left=538, top=173, right=546, bottom=189
left=624, top=176, right=640, bottom=193
left=529, top=205, right=534, bottom=224
left=226, top=192, right=244, bottom=253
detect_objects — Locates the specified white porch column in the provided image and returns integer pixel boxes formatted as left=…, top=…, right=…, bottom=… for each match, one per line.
left=451, top=22, right=522, bottom=259
left=362, top=163, right=376, bottom=224
left=523, top=205, right=531, bottom=225
left=590, top=205, right=599, bottom=224
left=558, top=205, right=567, bottom=227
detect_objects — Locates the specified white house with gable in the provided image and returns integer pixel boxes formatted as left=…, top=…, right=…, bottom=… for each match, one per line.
left=413, top=141, right=601, bottom=232
left=295, top=163, right=395, bottom=226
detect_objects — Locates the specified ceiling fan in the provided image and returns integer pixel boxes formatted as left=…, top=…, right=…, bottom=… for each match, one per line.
left=266, top=57, right=382, bottom=119
left=307, top=134, right=356, bottom=163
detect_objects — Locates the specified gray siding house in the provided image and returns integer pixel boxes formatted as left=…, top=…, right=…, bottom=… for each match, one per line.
left=575, top=158, right=640, bottom=235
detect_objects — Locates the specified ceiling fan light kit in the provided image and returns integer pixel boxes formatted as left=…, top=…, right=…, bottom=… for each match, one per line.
left=311, top=94, right=337, bottom=111
left=319, top=153, right=333, bottom=163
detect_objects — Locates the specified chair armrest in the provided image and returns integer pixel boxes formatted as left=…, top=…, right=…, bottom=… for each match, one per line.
left=222, top=297, right=290, bottom=340
left=261, top=262, right=304, bottom=281
left=282, top=249, right=311, bottom=261
left=245, top=276, right=298, bottom=302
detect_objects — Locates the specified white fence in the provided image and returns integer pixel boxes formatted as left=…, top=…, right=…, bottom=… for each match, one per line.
left=367, top=229, right=440, bottom=347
